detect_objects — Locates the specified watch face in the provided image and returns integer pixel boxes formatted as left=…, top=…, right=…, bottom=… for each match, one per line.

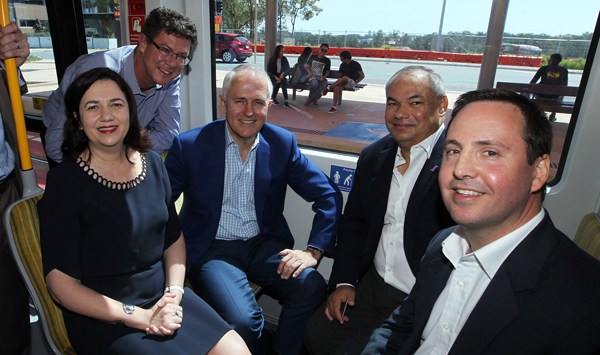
left=123, top=304, right=135, bottom=314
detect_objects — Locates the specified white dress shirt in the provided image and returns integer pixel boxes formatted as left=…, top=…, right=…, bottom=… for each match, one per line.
left=373, top=125, right=445, bottom=294
left=415, top=209, right=545, bottom=355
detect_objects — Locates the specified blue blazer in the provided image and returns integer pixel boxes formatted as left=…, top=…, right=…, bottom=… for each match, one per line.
left=165, top=120, right=342, bottom=269
left=328, top=133, right=454, bottom=288
left=365, top=212, right=600, bottom=355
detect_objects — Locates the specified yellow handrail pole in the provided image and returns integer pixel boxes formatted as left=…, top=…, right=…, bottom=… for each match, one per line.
left=1, top=0, right=32, bottom=171
left=1, top=0, right=41, bottom=198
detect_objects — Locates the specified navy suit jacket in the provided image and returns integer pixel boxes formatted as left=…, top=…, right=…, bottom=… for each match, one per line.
left=365, top=212, right=600, bottom=355
left=328, top=133, right=454, bottom=288
left=165, top=120, right=342, bottom=269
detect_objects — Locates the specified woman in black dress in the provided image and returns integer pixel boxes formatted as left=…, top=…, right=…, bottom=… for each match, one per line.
left=38, top=68, right=250, bottom=354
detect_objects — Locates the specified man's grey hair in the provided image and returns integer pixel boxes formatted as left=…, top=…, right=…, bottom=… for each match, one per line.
left=385, top=65, right=446, bottom=99
left=222, top=64, right=273, bottom=101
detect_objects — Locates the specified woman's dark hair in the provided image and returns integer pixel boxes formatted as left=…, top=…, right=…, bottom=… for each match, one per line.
left=61, top=67, right=152, bottom=163
left=268, top=44, right=285, bottom=67
left=298, top=46, right=313, bottom=66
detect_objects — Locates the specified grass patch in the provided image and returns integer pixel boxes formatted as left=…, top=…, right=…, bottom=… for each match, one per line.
left=26, top=55, right=43, bottom=62
left=539, top=54, right=585, bottom=70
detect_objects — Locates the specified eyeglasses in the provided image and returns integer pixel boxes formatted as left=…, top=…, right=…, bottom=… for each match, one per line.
left=148, top=37, right=191, bottom=66
left=320, top=48, right=328, bottom=53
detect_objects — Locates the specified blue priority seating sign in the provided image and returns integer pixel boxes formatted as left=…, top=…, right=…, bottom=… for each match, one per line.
left=330, top=165, right=355, bottom=193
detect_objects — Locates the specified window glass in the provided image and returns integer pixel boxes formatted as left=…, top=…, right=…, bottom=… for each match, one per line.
left=213, top=1, right=597, bottom=183
left=14, top=0, right=122, bottom=180
left=11, top=0, right=58, bottom=108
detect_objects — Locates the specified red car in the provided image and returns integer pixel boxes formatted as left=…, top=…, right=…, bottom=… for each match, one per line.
left=215, top=32, right=253, bottom=63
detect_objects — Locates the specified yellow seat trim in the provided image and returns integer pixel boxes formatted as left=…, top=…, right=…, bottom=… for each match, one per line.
left=573, top=212, right=600, bottom=261
left=5, top=193, right=77, bottom=354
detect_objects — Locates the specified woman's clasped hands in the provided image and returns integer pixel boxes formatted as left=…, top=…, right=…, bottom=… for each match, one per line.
left=145, top=292, right=183, bottom=336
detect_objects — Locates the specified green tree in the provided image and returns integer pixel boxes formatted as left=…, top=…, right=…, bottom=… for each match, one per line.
left=372, top=30, right=384, bottom=48
left=287, top=0, right=322, bottom=37
left=277, top=0, right=289, bottom=42
left=33, top=19, right=47, bottom=35
left=223, top=0, right=266, bottom=38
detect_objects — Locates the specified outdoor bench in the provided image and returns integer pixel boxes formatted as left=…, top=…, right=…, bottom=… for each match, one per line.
left=496, top=82, right=579, bottom=114
left=290, top=69, right=367, bottom=105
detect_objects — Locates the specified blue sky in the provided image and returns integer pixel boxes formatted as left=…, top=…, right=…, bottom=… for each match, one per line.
left=291, top=0, right=599, bottom=36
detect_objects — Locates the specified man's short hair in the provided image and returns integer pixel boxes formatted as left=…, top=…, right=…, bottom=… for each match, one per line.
left=142, top=7, right=197, bottom=45
left=222, top=64, right=273, bottom=101
left=449, top=88, right=552, bottom=166
left=550, top=53, right=562, bottom=64
left=340, top=50, right=352, bottom=60
left=386, top=66, right=446, bottom=100
left=320, top=43, right=329, bottom=50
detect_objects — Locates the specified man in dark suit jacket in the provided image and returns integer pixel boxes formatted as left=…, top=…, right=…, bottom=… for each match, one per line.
left=304, top=66, right=454, bottom=355
left=364, top=89, right=600, bottom=354
left=165, top=64, right=342, bottom=355
left=0, top=22, right=31, bottom=354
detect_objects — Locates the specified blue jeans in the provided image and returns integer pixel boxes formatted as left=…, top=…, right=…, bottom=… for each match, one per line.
left=308, top=77, right=328, bottom=102
left=188, top=236, right=327, bottom=355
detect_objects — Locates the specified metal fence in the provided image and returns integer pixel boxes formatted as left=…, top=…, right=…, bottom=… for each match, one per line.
left=231, top=28, right=591, bottom=59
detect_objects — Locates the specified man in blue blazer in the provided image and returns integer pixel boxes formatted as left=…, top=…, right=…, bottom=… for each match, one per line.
left=165, top=64, right=342, bottom=355
left=364, top=89, right=600, bottom=354
left=305, top=66, right=454, bottom=354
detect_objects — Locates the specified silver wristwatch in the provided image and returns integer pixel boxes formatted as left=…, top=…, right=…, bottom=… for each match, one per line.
left=122, top=303, right=135, bottom=315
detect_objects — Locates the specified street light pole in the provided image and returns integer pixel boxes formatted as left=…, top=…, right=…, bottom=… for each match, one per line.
left=254, top=0, right=258, bottom=64
left=436, top=0, right=446, bottom=52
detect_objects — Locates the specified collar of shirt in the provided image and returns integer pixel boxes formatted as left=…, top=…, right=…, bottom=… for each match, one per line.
left=395, top=123, right=445, bottom=164
left=442, top=209, right=545, bottom=279
left=224, top=122, right=260, bottom=151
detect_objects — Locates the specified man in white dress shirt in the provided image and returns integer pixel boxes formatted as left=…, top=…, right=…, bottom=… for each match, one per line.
left=363, top=88, right=600, bottom=355
left=304, top=66, right=454, bottom=355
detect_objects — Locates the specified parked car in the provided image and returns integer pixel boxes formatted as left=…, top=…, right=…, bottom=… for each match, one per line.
left=215, top=32, right=253, bottom=63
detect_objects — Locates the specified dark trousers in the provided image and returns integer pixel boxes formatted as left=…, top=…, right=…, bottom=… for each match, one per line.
left=0, top=173, right=30, bottom=354
left=188, top=236, right=327, bottom=355
left=271, top=75, right=289, bottom=101
left=304, top=266, right=407, bottom=355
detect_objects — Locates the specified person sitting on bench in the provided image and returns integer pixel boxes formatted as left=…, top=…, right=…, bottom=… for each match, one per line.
left=305, top=43, right=331, bottom=106
left=326, top=50, right=365, bottom=114
left=530, top=53, right=569, bottom=121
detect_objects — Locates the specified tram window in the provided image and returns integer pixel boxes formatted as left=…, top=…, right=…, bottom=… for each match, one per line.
left=12, top=0, right=58, bottom=96
left=213, top=1, right=596, bottom=184
left=15, top=0, right=123, bottom=119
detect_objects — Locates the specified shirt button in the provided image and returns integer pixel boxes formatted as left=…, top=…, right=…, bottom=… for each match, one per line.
left=457, top=281, right=464, bottom=288
left=389, top=241, right=394, bottom=246
left=443, top=323, right=450, bottom=331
